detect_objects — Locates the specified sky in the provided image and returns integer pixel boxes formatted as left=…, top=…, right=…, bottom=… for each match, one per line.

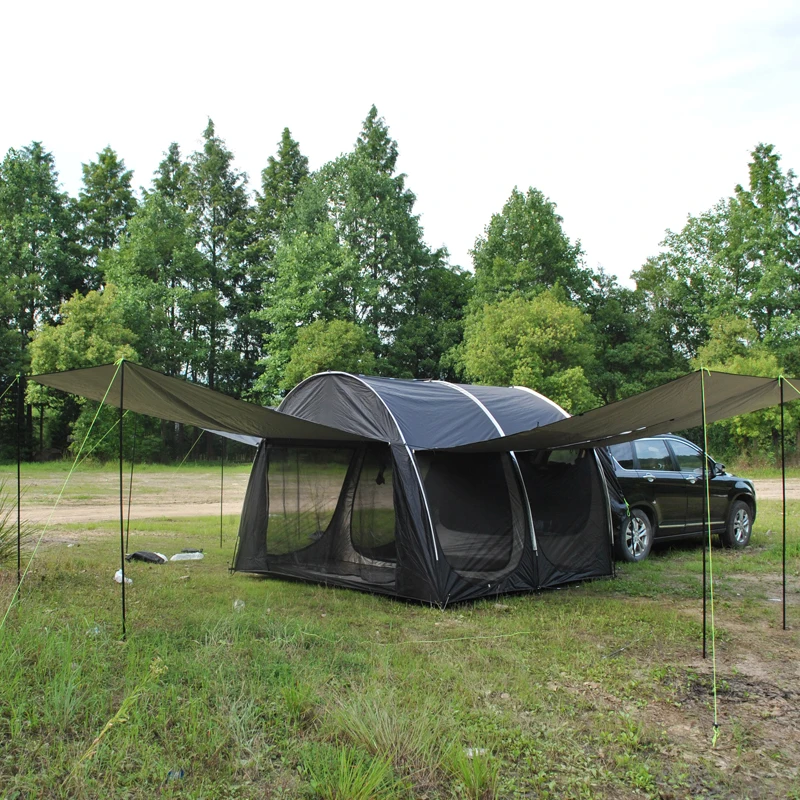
left=3, top=0, right=799, bottom=285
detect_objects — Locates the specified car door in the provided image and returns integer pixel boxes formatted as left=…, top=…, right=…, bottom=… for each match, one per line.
left=667, top=438, right=727, bottom=534
left=632, top=438, right=687, bottom=537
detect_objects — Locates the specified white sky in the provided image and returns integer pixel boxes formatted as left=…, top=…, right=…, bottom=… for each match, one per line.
left=3, top=0, right=799, bottom=285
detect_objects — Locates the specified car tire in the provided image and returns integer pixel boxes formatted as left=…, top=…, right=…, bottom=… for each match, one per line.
left=616, top=509, right=653, bottom=562
left=721, top=499, right=752, bottom=549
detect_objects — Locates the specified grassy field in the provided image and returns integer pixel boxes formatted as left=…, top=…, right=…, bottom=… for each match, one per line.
left=0, top=468, right=799, bottom=798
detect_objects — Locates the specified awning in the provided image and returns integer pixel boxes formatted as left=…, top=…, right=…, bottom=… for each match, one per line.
left=31, top=361, right=378, bottom=444
left=437, top=371, right=800, bottom=453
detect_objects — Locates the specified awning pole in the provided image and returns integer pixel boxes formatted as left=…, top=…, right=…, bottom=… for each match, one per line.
left=125, top=415, right=137, bottom=552
left=701, top=376, right=708, bottom=660
left=220, top=438, right=225, bottom=549
left=119, top=361, right=127, bottom=641
left=780, top=377, right=786, bottom=631
left=16, top=375, right=22, bottom=588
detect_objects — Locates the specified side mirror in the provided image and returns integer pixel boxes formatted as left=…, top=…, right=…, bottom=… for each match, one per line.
left=713, top=462, right=725, bottom=476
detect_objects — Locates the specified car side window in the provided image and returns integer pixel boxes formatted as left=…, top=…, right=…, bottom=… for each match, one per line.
left=669, top=439, right=704, bottom=474
left=609, top=442, right=634, bottom=469
left=633, top=439, right=673, bottom=471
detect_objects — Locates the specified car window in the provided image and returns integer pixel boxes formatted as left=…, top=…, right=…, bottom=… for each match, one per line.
left=669, top=439, right=704, bottom=474
left=633, top=439, right=673, bottom=471
left=609, top=442, right=634, bottom=469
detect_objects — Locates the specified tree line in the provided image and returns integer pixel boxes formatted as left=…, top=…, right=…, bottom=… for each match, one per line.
left=1, top=107, right=798, bottom=463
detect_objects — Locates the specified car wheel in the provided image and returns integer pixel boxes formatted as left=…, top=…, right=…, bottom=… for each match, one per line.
left=617, top=509, right=653, bottom=562
left=721, top=499, right=752, bottom=549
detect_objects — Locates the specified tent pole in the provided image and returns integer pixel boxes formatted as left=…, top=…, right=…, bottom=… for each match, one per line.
left=16, top=374, right=22, bottom=588
left=701, top=378, right=708, bottom=660
left=780, top=378, right=786, bottom=631
left=119, top=362, right=127, bottom=641
left=125, top=415, right=137, bottom=552
left=220, top=438, right=225, bottom=549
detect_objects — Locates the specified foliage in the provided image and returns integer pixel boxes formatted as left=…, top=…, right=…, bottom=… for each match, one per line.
left=461, top=291, right=598, bottom=413
left=77, top=146, right=137, bottom=271
left=280, top=319, right=376, bottom=391
left=0, top=142, right=83, bottom=370
left=471, top=186, right=591, bottom=307
left=693, top=315, right=796, bottom=460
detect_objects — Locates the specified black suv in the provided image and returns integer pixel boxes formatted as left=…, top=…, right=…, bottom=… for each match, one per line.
left=608, top=434, right=756, bottom=562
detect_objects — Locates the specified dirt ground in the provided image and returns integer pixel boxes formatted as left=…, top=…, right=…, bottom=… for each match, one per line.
left=14, top=474, right=800, bottom=526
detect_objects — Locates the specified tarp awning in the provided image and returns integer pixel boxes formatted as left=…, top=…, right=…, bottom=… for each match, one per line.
left=31, top=362, right=378, bottom=444
left=438, top=371, right=800, bottom=453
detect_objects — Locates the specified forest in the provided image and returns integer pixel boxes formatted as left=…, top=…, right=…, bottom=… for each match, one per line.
left=1, top=106, right=798, bottom=464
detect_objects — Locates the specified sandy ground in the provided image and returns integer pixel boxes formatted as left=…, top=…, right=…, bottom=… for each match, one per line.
left=13, top=475, right=800, bottom=526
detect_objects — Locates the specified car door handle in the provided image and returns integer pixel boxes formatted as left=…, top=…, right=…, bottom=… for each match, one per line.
left=643, top=473, right=655, bottom=483
left=687, top=476, right=697, bottom=484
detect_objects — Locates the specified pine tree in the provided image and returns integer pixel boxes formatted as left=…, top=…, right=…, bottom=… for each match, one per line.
left=78, top=146, right=137, bottom=275
left=185, top=119, right=251, bottom=391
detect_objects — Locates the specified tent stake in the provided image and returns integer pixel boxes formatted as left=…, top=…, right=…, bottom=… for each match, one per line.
left=780, top=378, right=786, bottom=631
left=119, top=362, right=127, bottom=641
left=16, top=375, right=22, bottom=588
left=220, top=438, right=225, bottom=549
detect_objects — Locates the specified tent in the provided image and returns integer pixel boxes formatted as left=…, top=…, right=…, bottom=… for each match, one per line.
left=232, top=372, right=617, bottom=604
left=28, top=362, right=799, bottom=611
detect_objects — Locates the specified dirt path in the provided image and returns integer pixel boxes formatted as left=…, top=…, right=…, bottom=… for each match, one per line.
left=13, top=474, right=800, bottom=526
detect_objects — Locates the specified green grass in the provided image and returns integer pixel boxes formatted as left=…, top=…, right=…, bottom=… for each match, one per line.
left=0, top=494, right=798, bottom=797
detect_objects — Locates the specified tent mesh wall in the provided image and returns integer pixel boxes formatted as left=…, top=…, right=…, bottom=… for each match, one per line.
left=519, top=449, right=612, bottom=587
left=415, top=451, right=526, bottom=582
left=234, top=442, right=398, bottom=590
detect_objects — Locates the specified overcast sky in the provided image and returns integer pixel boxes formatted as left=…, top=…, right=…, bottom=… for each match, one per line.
left=3, top=0, right=799, bottom=285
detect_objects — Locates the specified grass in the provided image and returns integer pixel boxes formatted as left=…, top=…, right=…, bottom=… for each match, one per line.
left=0, top=467, right=798, bottom=798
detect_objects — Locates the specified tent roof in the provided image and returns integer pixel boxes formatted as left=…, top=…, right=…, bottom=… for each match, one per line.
left=441, top=371, right=800, bottom=453
left=280, top=372, right=568, bottom=448
left=31, top=362, right=377, bottom=444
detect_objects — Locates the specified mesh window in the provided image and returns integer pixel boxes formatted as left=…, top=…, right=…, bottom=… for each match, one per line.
left=267, top=447, right=354, bottom=556
left=416, top=452, right=525, bottom=580
left=352, top=445, right=397, bottom=563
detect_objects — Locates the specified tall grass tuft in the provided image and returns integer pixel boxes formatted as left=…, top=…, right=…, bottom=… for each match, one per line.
left=445, top=746, right=501, bottom=800
left=305, top=745, right=396, bottom=800
left=327, top=692, right=445, bottom=784
left=0, top=479, right=36, bottom=568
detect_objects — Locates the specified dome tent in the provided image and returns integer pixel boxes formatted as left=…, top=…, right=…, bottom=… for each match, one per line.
left=232, top=372, right=615, bottom=604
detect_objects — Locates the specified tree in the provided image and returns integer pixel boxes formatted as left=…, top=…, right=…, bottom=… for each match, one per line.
left=583, top=269, right=689, bottom=403
left=185, top=119, right=251, bottom=391
left=471, top=187, right=591, bottom=307
left=152, top=143, right=190, bottom=208
left=0, top=142, right=83, bottom=453
left=692, top=315, right=795, bottom=460
left=634, top=144, right=800, bottom=364
left=27, top=285, right=138, bottom=457
left=251, top=127, right=309, bottom=265
left=78, top=146, right=137, bottom=273
left=102, top=191, right=202, bottom=377
left=280, top=319, right=376, bottom=390
left=461, top=291, right=597, bottom=413
left=255, top=107, right=451, bottom=397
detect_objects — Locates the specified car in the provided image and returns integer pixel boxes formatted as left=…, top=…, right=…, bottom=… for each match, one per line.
left=607, top=434, right=756, bottom=562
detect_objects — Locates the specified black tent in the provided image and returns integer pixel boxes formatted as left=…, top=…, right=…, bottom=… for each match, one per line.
left=30, top=362, right=799, bottom=609
left=232, top=372, right=615, bottom=603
